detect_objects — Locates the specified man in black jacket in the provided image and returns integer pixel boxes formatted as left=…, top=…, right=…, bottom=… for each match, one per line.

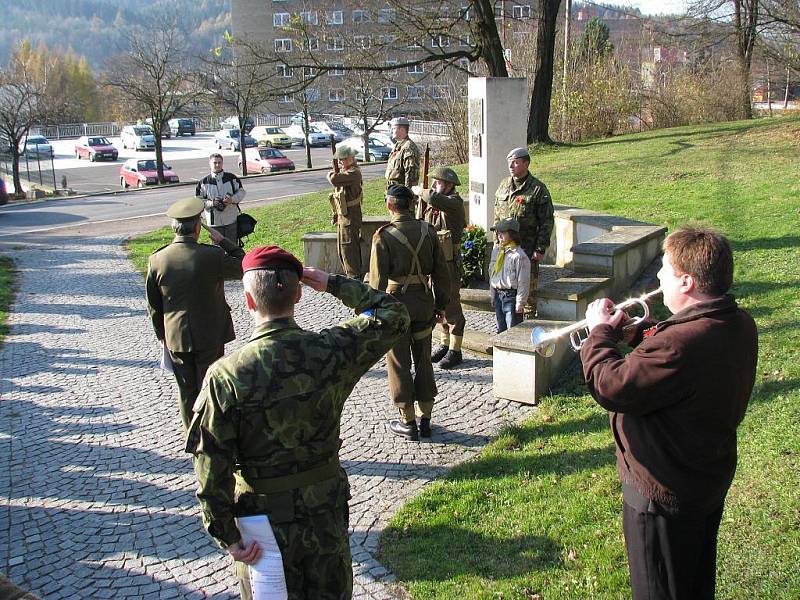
left=580, top=226, right=758, bottom=600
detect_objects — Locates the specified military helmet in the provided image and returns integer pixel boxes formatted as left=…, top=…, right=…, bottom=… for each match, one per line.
left=430, top=166, right=460, bottom=186
left=334, top=145, right=356, bottom=159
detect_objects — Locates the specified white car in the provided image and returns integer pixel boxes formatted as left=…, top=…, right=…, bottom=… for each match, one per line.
left=311, top=121, right=353, bottom=143
left=283, top=123, right=330, bottom=147
left=337, top=135, right=391, bottom=161
left=22, top=135, right=54, bottom=158
left=120, top=125, right=156, bottom=151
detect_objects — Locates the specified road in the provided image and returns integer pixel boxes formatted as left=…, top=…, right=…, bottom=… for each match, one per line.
left=0, top=162, right=387, bottom=240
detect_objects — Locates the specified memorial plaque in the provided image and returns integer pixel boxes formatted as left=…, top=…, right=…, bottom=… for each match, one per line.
left=470, top=181, right=485, bottom=194
left=470, top=133, right=482, bottom=157
left=469, top=98, right=483, bottom=133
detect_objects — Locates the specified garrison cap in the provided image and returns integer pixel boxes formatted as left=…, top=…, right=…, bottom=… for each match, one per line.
left=391, top=116, right=410, bottom=127
left=334, top=145, right=357, bottom=159
left=506, top=147, right=530, bottom=161
left=386, top=183, right=414, bottom=203
left=242, top=245, right=303, bottom=277
left=166, top=196, right=204, bottom=219
left=491, top=218, right=520, bottom=233
left=430, top=166, right=460, bottom=186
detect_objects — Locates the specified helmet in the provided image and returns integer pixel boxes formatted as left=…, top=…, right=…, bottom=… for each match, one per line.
left=430, top=166, right=460, bottom=186
left=333, top=145, right=356, bottom=159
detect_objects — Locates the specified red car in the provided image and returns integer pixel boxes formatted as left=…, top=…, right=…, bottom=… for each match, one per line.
left=237, top=147, right=295, bottom=174
left=119, top=158, right=179, bottom=188
left=75, top=136, right=118, bottom=161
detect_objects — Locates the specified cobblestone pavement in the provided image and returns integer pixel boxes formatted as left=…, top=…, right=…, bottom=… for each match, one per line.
left=0, top=235, right=537, bottom=599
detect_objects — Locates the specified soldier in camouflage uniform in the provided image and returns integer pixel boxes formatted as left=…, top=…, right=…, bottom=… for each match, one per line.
left=186, top=245, right=409, bottom=600
left=327, top=145, right=363, bottom=279
left=493, top=147, right=555, bottom=317
left=369, top=184, right=450, bottom=440
left=384, top=116, right=421, bottom=188
left=414, top=166, right=467, bottom=369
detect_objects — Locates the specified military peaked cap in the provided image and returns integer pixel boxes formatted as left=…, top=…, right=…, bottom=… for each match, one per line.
left=334, top=145, right=357, bottom=159
left=491, top=218, right=521, bottom=233
left=391, top=117, right=410, bottom=127
left=506, top=147, right=530, bottom=161
left=430, top=166, right=460, bottom=186
left=242, top=245, right=303, bottom=277
left=166, top=196, right=204, bottom=219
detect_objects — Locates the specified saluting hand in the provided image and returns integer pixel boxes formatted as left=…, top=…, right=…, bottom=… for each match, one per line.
left=301, top=267, right=330, bottom=292
left=227, top=540, right=261, bottom=565
left=202, top=223, right=224, bottom=244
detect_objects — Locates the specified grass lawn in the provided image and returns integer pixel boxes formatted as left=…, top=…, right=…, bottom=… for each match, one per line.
left=0, top=255, right=16, bottom=346
left=126, top=117, right=800, bottom=598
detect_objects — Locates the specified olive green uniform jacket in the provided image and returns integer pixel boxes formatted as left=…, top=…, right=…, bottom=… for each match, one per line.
left=494, top=173, right=555, bottom=259
left=384, top=138, right=421, bottom=188
left=327, top=165, right=364, bottom=278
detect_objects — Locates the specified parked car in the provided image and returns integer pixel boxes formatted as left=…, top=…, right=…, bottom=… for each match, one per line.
left=337, top=135, right=392, bottom=161
left=283, top=123, right=329, bottom=147
left=238, top=147, right=295, bottom=174
left=144, top=118, right=171, bottom=139
left=120, top=125, right=156, bottom=150
left=311, top=121, right=352, bottom=143
left=119, top=158, right=179, bottom=188
left=249, top=125, right=292, bottom=149
left=74, top=136, right=118, bottom=161
left=22, top=135, right=55, bottom=158
left=221, top=115, right=254, bottom=132
left=370, top=132, right=395, bottom=148
left=214, top=129, right=257, bottom=151
left=169, top=118, right=196, bottom=137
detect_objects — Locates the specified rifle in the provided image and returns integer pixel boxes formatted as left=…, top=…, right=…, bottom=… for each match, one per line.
left=330, top=134, right=339, bottom=174
left=417, top=143, right=430, bottom=218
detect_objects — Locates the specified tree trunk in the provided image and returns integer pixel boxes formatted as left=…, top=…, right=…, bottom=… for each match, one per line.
left=738, top=55, right=753, bottom=120
left=527, top=0, right=562, bottom=143
left=12, top=150, right=22, bottom=197
left=472, top=0, right=509, bottom=77
left=155, top=135, right=165, bottom=183
left=784, top=64, right=790, bottom=109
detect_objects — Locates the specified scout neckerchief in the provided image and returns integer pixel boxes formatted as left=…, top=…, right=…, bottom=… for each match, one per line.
left=493, top=240, right=519, bottom=275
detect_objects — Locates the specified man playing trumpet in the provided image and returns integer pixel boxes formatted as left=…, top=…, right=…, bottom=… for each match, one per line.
left=580, top=226, right=758, bottom=600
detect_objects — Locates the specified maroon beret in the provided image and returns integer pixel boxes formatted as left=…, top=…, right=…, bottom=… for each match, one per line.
left=242, top=245, right=303, bottom=277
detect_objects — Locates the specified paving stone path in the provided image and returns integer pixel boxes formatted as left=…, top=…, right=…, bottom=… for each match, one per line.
left=0, top=235, right=536, bottom=599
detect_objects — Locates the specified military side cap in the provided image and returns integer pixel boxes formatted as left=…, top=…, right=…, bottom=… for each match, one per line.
left=386, top=183, right=414, bottom=202
left=391, top=116, right=410, bottom=127
left=430, top=166, right=460, bottom=186
left=491, top=218, right=520, bottom=233
left=334, top=145, right=356, bottom=159
left=166, top=196, right=204, bottom=219
left=506, top=147, right=530, bottom=160
left=242, top=245, right=303, bottom=277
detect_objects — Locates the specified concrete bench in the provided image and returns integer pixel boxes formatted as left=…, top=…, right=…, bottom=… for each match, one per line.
left=302, top=216, right=389, bottom=274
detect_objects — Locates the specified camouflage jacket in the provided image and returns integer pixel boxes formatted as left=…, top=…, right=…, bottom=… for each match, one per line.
left=494, top=173, right=555, bottom=258
left=185, top=276, right=410, bottom=548
left=327, top=165, right=363, bottom=221
left=419, top=189, right=467, bottom=263
left=384, top=138, right=421, bottom=188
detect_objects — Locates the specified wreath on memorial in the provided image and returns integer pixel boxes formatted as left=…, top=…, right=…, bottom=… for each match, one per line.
left=461, top=224, right=487, bottom=287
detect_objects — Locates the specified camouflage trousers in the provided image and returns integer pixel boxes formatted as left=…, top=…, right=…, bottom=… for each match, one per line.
left=524, top=261, right=540, bottom=319
left=236, top=505, right=353, bottom=600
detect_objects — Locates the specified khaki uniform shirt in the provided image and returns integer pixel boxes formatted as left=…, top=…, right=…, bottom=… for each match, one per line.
left=384, top=138, right=421, bottom=188
left=419, top=189, right=466, bottom=264
left=327, top=165, right=363, bottom=224
left=494, top=172, right=555, bottom=258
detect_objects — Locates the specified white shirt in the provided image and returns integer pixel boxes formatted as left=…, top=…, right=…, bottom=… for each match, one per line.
left=489, top=244, right=531, bottom=312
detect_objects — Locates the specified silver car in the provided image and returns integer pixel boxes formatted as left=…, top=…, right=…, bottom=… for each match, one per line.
left=23, top=135, right=54, bottom=158
left=120, top=125, right=156, bottom=151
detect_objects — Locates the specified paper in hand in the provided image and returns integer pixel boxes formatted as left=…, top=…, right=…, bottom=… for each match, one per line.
left=236, top=515, right=288, bottom=600
left=160, top=342, right=173, bottom=374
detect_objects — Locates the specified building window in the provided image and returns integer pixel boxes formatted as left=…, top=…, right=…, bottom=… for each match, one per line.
left=329, top=88, right=345, bottom=101
left=513, top=4, right=532, bottom=18
left=327, top=36, right=344, bottom=51
left=303, top=67, right=316, bottom=78
left=273, top=12, right=290, bottom=27
left=377, top=34, right=398, bottom=45
left=277, top=64, right=293, bottom=78
left=407, top=38, right=422, bottom=49
left=458, top=58, right=472, bottom=73
left=300, top=10, right=318, bottom=25
left=460, top=5, right=471, bottom=20
left=407, top=85, right=425, bottom=99
left=304, top=88, right=320, bottom=101
left=431, top=85, right=450, bottom=99
left=383, top=86, right=399, bottom=100
left=307, top=37, right=319, bottom=51
left=431, top=35, right=450, bottom=48
left=326, top=10, right=343, bottom=25
left=354, top=35, right=370, bottom=49
left=378, top=8, right=396, bottom=23
left=329, top=64, right=344, bottom=76
left=274, top=38, right=292, bottom=52
left=408, top=63, right=424, bottom=74
left=460, top=34, right=472, bottom=47
left=277, top=94, right=292, bottom=103
left=385, top=59, right=398, bottom=75
left=352, top=9, right=369, bottom=23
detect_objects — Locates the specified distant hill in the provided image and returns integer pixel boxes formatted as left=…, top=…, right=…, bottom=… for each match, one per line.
left=0, top=0, right=231, bottom=71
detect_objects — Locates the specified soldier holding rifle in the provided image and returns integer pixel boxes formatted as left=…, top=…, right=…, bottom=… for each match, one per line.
left=384, top=116, right=421, bottom=189
left=327, top=139, right=364, bottom=279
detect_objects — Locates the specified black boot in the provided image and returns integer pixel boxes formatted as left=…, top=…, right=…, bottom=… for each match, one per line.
left=431, top=344, right=448, bottom=363
left=389, top=419, right=419, bottom=441
left=419, top=417, right=432, bottom=438
left=439, top=350, right=463, bottom=369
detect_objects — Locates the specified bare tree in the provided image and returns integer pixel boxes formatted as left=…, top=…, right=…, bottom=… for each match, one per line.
left=0, top=52, right=46, bottom=196
left=104, top=17, right=198, bottom=184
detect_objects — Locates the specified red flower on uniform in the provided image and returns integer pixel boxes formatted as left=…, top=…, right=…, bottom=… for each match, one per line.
left=514, top=196, right=525, bottom=204
left=643, top=326, right=658, bottom=338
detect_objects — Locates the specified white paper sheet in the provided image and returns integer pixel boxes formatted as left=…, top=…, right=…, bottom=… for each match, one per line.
left=159, top=342, right=173, bottom=374
left=236, top=515, right=288, bottom=600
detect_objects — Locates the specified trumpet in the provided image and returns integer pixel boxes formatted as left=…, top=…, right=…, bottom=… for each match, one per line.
left=530, top=288, right=662, bottom=357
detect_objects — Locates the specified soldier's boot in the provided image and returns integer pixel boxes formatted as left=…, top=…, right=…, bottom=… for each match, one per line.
left=431, top=330, right=450, bottom=363
left=417, top=401, right=434, bottom=438
left=439, top=335, right=463, bottom=369
left=389, top=406, right=419, bottom=441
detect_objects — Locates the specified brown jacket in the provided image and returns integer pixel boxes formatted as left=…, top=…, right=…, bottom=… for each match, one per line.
left=419, top=189, right=466, bottom=264
left=146, top=236, right=244, bottom=353
left=580, top=294, right=758, bottom=515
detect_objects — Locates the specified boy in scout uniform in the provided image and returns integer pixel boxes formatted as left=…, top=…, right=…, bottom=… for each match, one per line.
left=145, top=196, right=245, bottom=430
left=384, top=116, right=421, bottom=188
left=369, top=184, right=450, bottom=440
left=494, top=147, right=555, bottom=317
left=186, top=247, right=409, bottom=600
left=327, top=145, right=363, bottom=279
left=414, top=166, right=467, bottom=369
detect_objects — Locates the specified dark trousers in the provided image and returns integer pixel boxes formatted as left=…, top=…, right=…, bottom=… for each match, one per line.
left=494, top=288, right=523, bottom=333
left=169, top=346, right=223, bottom=430
left=623, top=500, right=724, bottom=600
left=211, top=223, right=238, bottom=245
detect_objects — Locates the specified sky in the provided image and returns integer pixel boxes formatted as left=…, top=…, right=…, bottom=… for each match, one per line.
left=607, top=0, right=689, bottom=16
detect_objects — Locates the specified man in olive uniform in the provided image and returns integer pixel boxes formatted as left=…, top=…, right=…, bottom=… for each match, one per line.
left=186, top=246, right=409, bottom=600
left=413, top=166, right=467, bottom=369
left=384, top=116, right=421, bottom=188
left=494, top=147, right=555, bottom=317
left=327, top=145, right=363, bottom=278
left=369, top=184, right=450, bottom=440
left=145, top=196, right=245, bottom=430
